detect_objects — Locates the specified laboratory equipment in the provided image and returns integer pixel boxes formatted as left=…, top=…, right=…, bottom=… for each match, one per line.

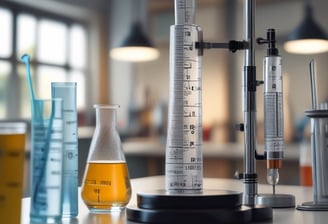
left=255, top=30, right=294, bottom=208
left=309, top=59, right=318, bottom=110
left=30, top=98, right=64, bottom=223
left=261, top=29, right=283, bottom=193
left=0, top=122, right=26, bottom=224
left=298, top=109, right=328, bottom=210
left=297, top=61, right=328, bottom=211
left=127, top=1, right=253, bottom=223
left=165, top=0, right=203, bottom=193
left=81, top=104, right=131, bottom=213
left=127, top=0, right=296, bottom=222
left=52, top=82, right=79, bottom=218
left=21, top=54, right=64, bottom=222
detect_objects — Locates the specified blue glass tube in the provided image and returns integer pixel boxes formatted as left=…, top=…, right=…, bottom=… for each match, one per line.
left=30, top=98, right=63, bottom=223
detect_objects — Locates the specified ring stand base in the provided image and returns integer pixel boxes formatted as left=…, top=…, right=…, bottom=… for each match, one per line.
left=297, top=202, right=328, bottom=211
left=126, top=189, right=272, bottom=223
left=257, top=193, right=295, bottom=208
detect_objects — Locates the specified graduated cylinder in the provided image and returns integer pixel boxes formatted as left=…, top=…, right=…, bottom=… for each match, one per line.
left=165, top=0, right=203, bottom=193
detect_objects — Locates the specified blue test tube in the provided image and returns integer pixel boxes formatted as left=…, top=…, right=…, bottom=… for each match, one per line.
left=52, top=82, right=78, bottom=218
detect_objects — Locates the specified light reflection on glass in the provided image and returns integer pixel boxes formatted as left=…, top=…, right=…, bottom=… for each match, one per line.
left=83, top=211, right=126, bottom=224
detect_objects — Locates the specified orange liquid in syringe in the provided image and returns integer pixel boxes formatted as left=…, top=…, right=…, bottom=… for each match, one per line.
left=81, top=161, right=131, bottom=211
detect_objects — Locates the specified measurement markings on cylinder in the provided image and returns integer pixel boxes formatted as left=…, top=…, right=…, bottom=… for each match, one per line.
left=166, top=18, right=203, bottom=191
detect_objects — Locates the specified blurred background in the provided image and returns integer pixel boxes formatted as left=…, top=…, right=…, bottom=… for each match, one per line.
left=1, top=0, right=328, bottom=193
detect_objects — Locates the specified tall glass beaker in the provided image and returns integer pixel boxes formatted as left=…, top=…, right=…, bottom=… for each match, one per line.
left=81, top=105, right=131, bottom=213
left=30, top=98, right=64, bottom=223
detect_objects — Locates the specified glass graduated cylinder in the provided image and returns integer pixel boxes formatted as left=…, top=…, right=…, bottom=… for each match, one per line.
left=165, top=24, right=203, bottom=192
left=51, top=82, right=78, bottom=218
left=81, top=105, right=131, bottom=213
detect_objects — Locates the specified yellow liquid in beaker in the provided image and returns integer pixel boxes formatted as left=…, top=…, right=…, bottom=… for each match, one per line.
left=81, top=161, right=131, bottom=212
left=0, top=133, right=25, bottom=224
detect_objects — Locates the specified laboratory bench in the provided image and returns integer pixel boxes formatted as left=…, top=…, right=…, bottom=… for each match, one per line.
left=21, top=175, right=328, bottom=224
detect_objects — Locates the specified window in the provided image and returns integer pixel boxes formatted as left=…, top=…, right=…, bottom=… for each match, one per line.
left=0, top=3, right=87, bottom=119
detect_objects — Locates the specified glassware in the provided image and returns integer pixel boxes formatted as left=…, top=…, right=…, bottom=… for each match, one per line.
left=0, top=122, right=26, bottom=224
left=81, top=104, right=131, bottom=213
left=52, top=82, right=78, bottom=218
left=307, top=109, right=328, bottom=204
left=30, top=98, right=64, bottom=223
left=166, top=0, right=203, bottom=193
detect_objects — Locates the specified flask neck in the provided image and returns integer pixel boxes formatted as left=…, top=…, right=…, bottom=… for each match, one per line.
left=94, top=105, right=119, bottom=128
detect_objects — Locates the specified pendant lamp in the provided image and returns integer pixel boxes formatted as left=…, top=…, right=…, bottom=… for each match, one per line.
left=110, top=22, right=159, bottom=62
left=284, top=1, right=328, bottom=54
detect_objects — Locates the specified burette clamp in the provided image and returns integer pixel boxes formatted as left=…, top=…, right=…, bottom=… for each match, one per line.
left=195, top=40, right=249, bottom=55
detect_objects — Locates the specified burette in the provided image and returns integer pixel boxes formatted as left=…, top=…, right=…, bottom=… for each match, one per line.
left=165, top=0, right=203, bottom=192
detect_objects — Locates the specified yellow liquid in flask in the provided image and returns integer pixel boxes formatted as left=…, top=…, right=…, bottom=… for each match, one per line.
left=81, top=161, right=131, bottom=212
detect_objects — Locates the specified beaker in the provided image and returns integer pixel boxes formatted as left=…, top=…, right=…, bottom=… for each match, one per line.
left=30, top=98, right=64, bottom=223
left=81, top=104, right=131, bottom=213
left=0, top=122, right=26, bottom=224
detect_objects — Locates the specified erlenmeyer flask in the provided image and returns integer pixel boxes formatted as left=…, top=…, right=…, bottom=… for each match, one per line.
left=81, top=105, right=131, bottom=213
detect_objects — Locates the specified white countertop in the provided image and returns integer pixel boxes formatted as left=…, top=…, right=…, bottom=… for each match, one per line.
left=21, top=176, right=327, bottom=224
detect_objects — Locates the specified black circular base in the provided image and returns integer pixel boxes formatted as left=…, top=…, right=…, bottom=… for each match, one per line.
left=297, top=201, right=328, bottom=211
left=250, top=204, right=273, bottom=222
left=126, top=189, right=273, bottom=223
left=127, top=204, right=252, bottom=224
left=137, top=189, right=242, bottom=209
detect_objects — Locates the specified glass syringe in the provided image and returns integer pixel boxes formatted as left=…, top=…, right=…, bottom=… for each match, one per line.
left=165, top=0, right=203, bottom=193
left=262, top=29, right=284, bottom=194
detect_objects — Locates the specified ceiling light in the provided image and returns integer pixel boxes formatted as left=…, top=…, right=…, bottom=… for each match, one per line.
left=284, top=2, right=328, bottom=54
left=110, top=22, right=159, bottom=62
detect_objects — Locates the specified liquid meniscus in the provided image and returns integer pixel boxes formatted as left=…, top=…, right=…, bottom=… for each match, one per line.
left=81, top=160, right=131, bottom=212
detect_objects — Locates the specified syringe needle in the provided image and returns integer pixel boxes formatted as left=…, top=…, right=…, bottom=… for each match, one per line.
left=272, top=184, right=276, bottom=195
